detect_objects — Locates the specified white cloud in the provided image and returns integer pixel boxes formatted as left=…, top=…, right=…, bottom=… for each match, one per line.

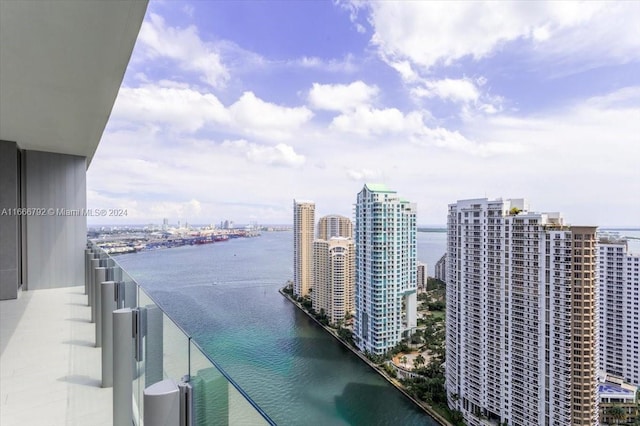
left=414, top=126, right=521, bottom=157
left=329, top=105, right=518, bottom=156
left=222, top=140, right=305, bottom=167
left=290, top=54, right=358, bottom=73
left=353, top=2, right=640, bottom=71
left=386, top=60, right=419, bottom=83
left=411, top=78, right=480, bottom=103
left=228, top=92, right=314, bottom=140
left=112, top=85, right=230, bottom=133
left=346, top=168, right=381, bottom=181
left=182, top=4, right=195, bottom=18
left=308, top=81, right=379, bottom=112
left=330, top=106, right=414, bottom=136
left=138, top=13, right=229, bottom=88
left=111, top=85, right=316, bottom=142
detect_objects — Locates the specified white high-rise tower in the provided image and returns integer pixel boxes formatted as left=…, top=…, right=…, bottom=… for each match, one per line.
left=598, top=235, right=640, bottom=387
left=446, top=198, right=599, bottom=426
left=354, top=184, right=417, bottom=356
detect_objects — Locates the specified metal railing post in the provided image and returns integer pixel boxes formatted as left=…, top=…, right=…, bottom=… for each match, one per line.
left=143, top=378, right=193, bottom=426
left=90, top=258, right=101, bottom=317
left=113, top=308, right=133, bottom=426
left=84, top=248, right=92, bottom=295
left=145, top=304, right=163, bottom=386
left=93, top=266, right=106, bottom=347
left=101, top=281, right=116, bottom=387
left=144, top=379, right=180, bottom=426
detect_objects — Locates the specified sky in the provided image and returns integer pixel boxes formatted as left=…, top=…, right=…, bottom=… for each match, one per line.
left=87, top=1, right=640, bottom=227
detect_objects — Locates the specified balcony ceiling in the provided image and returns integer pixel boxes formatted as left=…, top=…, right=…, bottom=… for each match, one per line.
left=0, top=0, right=147, bottom=166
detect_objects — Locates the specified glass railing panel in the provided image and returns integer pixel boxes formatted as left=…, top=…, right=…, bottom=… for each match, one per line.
left=189, top=340, right=275, bottom=426
left=89, top=241, right=273, bottom=426
left=132, top=285, right=190, bottom=425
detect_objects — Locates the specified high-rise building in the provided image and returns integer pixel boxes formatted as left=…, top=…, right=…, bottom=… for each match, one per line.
left=434, top=254, right=446, bottom=282
left=598, top=235, right=640, bottom=386
left=446, top=198, right=599, bottom=426
left=293, top=200, right=315, bottom=298
left=354, top=184, right=417, bottom=356
left=317, top=215, right=353, bottom=240
left=417, top=262, right=427, bottom=291
left=312, top=237, right=355, bottom=325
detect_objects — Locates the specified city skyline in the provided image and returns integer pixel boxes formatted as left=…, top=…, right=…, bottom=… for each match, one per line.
left=87, top=1, right=640, bottom=226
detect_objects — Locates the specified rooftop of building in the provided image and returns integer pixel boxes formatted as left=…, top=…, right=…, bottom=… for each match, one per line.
left=598, top=382, right=638, bottom=402
left=363, top=183, right=395, bottom=193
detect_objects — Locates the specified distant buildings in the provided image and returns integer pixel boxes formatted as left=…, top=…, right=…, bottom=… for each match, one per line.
left=598, top=235, right=640, bottom=387
left=445, top=198, right=599, bottom=426
left=293, top=200, right=315, bottom=298
left=312, top=237, right=355, bottom=325
left=434, top=254, right=446, bottom=282
left=317, top=214, right=353, bottom=240
left=416, top=262, right=427, bottom=292
left=354, top=184, right=417, bottom=356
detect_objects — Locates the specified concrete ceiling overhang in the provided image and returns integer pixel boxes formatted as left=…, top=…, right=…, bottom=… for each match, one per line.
left=0, top=0, right=148, bottom=167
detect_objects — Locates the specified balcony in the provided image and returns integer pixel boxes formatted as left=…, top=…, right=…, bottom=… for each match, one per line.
left=1, top=243, right=274, bottom=426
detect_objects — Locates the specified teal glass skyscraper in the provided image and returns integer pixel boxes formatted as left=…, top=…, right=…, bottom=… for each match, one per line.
left=354, top=184, right=417, bottom=356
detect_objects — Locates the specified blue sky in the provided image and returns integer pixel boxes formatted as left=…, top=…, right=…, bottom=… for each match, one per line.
left=88, top=1, right=640, bottom=226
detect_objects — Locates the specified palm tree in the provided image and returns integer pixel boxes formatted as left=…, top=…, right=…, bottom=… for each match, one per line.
left=608, top=405, right=626, bottom=425
left=413, top=354, right=426, bottom=369
left=401, top=355, right=408, bottom=368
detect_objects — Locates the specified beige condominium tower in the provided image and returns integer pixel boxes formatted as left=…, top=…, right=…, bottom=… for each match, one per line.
left=293, top=200, right=315, bottom=298
left=312, top=215, right=355, bottom=325
left=446, top=198, right=599, bottom=426
left=312, top=237, right=355, bottom=325
left=317, top=215, right=353, bottom=240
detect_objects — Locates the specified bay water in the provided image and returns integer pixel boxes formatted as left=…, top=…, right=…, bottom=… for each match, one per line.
left=117, top=231, right=445, bottom=426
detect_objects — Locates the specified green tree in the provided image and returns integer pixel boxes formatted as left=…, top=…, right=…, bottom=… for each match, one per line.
left=608, top=405, right=627, bottom=425
left=401, top=355, right=408, bottom=368
left=413, top=354, right=425, bottom=369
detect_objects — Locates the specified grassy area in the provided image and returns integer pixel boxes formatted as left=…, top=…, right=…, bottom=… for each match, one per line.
left=429, top=311, right=445, bottom=320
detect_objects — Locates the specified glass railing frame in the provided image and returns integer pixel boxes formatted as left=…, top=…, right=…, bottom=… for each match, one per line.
left=89, top=241, right=276, bottom=426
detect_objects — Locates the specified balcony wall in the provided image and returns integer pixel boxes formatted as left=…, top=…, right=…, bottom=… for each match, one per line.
left=25, top=150, right=86, bottom=289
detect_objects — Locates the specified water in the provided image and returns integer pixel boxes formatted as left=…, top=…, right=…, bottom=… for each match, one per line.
left=117, top=231, right=446, bottom=426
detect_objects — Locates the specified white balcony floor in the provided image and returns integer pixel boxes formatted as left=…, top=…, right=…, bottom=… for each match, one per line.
left=1, top=286, right=111, bottom=426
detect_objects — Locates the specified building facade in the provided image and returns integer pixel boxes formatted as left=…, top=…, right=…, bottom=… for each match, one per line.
left=598, top=235, right=640, bottom=387
left=446, top=198, right=599, bottom=426
left=417, top=262, right=427, bottom=292
left=598, top=374, right=639, bottom=425
left=312, top=237, right=355, bottom=325
left=434, top=254, right=446, bottom=282
left=293, top=200, right=315, bottom=298
left=354, top=184, right=417, bottom=356
left=317, top=214, right=353, bottom=240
